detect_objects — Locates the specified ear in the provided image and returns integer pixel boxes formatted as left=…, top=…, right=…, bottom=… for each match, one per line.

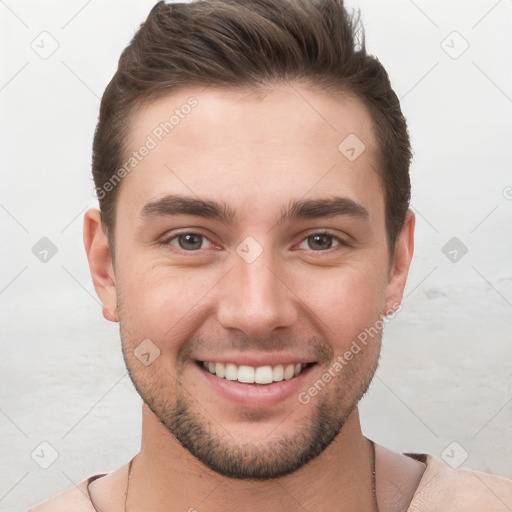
left=83, top=208, right=119, bottom=323
left=383, top=210, right=415, bottom=315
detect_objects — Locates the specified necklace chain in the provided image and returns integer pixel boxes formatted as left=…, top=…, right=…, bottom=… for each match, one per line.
left=371, top=439, right=379, bottom=512
left=124, top=457, right=134, bottom=512
left=90, top=440, right=378, bottom=511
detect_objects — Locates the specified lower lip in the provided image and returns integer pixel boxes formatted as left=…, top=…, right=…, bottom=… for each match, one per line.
left=194, top=362, right=316, bottom=409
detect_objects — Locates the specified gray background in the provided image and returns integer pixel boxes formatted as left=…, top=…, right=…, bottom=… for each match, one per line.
left=1, top=1, right=511, bottom=510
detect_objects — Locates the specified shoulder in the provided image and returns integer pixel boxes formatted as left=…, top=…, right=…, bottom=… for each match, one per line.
left=28, top=461, right=131, bottom=512
left=407, top=452, right=512, bottom=512
left=28, top=473, right=106, bottom=512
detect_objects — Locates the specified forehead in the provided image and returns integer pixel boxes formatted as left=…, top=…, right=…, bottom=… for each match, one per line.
left=119, top=84, right=383, bottom=224
left=128, top=84, right=378, bottom=158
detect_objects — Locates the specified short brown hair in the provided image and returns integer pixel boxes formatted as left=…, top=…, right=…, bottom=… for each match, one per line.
left=92, top=0, right=411, bottom=258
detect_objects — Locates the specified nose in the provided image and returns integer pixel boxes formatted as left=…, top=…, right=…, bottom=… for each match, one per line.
left=216, top=250, right=299, bottom=340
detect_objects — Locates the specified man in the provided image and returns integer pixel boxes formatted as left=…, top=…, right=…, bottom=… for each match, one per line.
left=30, top=0, right=512, bottom=510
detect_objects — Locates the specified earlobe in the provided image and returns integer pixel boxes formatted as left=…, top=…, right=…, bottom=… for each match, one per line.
left=83, top=208, right=119, bottom=323
left=383, top=211, right=415, bottom=315
left=102, top=306, right=118, bottom=322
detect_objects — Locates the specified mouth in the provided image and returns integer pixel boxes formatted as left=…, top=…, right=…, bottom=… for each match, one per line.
left=196, top=360, right=317, bottom=385
left=193, top=358, right=319, bottom=409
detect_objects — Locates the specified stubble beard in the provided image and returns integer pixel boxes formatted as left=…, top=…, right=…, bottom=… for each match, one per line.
left=121, top=329, right=381, bottom=480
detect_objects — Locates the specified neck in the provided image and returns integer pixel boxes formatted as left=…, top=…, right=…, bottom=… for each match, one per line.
left=127, top=404, right=376, bottom=512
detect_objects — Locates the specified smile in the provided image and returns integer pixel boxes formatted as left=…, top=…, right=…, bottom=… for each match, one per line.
left=198, top=361, right=314, bottom=385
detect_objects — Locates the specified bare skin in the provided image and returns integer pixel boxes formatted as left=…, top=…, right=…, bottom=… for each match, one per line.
left=88, top=414, right=425, bottom=512
left=84, top=84, right=423, bottom=511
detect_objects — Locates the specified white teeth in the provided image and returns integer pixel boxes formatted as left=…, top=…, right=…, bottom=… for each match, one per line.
left=237, top=365, right=255, bottom=383
left=273, top=365, right=284, bottom=382
left=201, top=361, right=307, bottom=384
left=225, top=363, right=238, bottom=380
left=215, top=362, right=225, bottom=378
left=255, top=366, right=273, bottom=384
left=283, top=364, right=295, bottom=380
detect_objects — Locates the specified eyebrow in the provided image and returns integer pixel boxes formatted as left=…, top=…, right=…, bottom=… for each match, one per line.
left=139, top=194, right=369, bottom=225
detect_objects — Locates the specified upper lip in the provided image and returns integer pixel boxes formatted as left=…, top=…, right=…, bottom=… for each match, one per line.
left=195, top=354, right=316, bottom=367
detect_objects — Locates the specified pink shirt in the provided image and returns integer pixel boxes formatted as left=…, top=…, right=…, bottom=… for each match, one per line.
left=29, top=452, right=512, bottom=511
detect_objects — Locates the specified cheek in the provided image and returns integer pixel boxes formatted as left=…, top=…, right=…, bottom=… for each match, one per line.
left=300, top=265, right=386, bottom=341
left=116, top=263, right=218, bottom=347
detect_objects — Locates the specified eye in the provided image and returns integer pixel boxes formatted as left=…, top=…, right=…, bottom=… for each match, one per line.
left=165, top=232, right=214, bottom=251
left=298, top=232, right=343, bottom=251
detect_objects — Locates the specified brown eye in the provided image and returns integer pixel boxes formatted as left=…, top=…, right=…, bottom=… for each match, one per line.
left=297, top=232, right=343, bottom=251
left=168, top=233, right=211, bottom=251
left=308, top=234, right=333, bottom=250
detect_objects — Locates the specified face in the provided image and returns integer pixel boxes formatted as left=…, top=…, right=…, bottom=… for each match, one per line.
left=87, top=84, right=413, bottom=480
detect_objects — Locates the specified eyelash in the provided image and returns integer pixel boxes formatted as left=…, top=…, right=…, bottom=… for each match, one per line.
left=160, top=231, right=346, bottom=253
